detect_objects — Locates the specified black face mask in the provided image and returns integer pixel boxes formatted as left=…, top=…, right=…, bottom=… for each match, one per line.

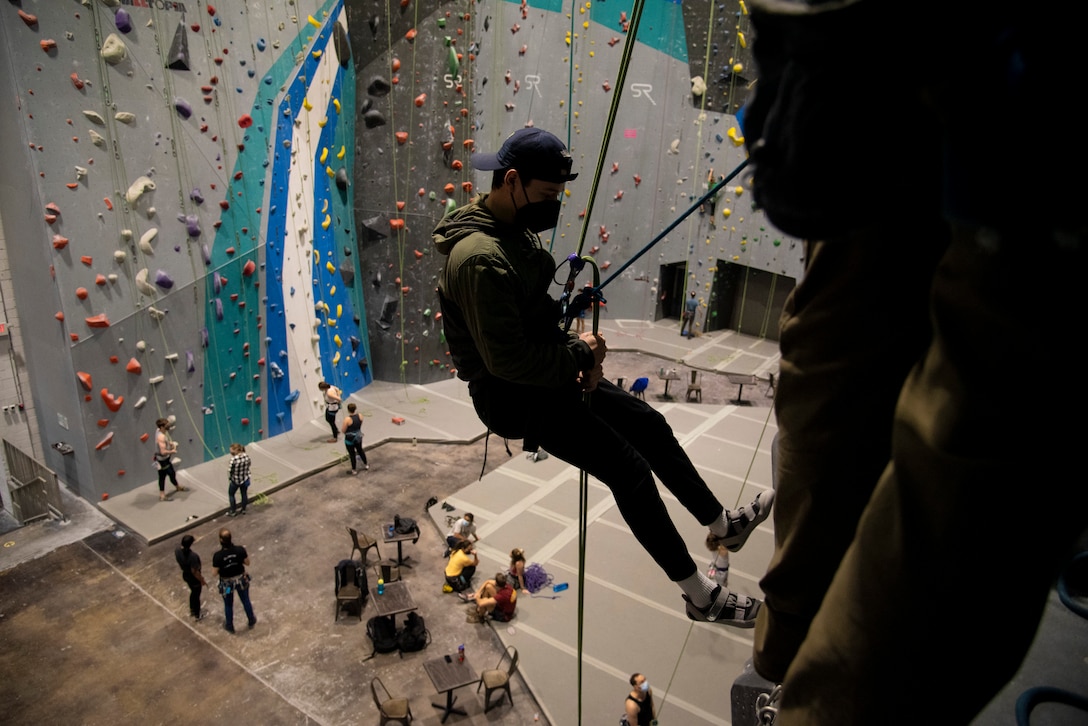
left=513, top=179, right=561, bottom=233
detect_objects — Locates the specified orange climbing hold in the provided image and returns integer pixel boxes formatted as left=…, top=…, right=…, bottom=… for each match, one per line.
left=95, top=432, right=114, bottom=451
left=414, top=249, right=424, bottom=259
left=389, top=218, right=405, bottom=231
left=405, top=28, right=417, bottom=41
left=55, top=311, right=65, bottom=322
left=392, top=417, right=406, bottom=425
left=81, top=256, right=93, bottom=266
left=242, top=259, right=256, bottom=276
left=396, top=201, right=406, bottom=211
left=395, top=131, right=409, bottom=144
left=414, top=93, right=427, bottom=107
left=444, top=183, right=455, bottom=195
left=103, top=197, right=113, bottom=211
left=85, top=314, right=110, bottom=328
left=101, top=389, right=124, bottom=412
left=40, top=39, right=57, bottom=53
left=96, top=274, right=107, bottom=286
left=52, top=235, right=69, bottom=250
left=451, top=160, right=463, bottom=170
left=77, top=371, right=93, bottom=390
left=126, top=358, right=142, bottom=375
left=139, top=433, right=150, bottom=443
left=76, top=287, right=89, bottom=300
left=461, top=182, right=473, bottom=193
left=392, top=57, right=401, bottom=72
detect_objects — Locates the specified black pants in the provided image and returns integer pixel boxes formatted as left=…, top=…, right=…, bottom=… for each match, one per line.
left=346, top=437, right=367, bottom=470
left=470, top=377, right=723, bottom=581
left=157, top=461, right=178, bottom=491
left=182, top=572, right=202, bottom=617
left=325, top=408, right=338, bottom=437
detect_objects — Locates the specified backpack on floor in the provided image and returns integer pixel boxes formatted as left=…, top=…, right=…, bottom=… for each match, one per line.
left=396, top=611, right=430, bottom=653
left=366, top=615, right=400, bottom=654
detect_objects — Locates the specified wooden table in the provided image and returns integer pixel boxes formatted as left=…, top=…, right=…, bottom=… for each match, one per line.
left=725, top=372, right=759, bottom=405
left=423, top=654, right=480, bottom=723
left=368, top=580, right=416, bottom=617
left=363, top=581, right=417, bottom=661
left=657, top=369, right=681, bottom=399
left=383, top=524, right=418, bottom=568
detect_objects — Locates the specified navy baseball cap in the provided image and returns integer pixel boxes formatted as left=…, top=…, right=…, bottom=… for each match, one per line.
left=471, top=128, right=578, bottom=183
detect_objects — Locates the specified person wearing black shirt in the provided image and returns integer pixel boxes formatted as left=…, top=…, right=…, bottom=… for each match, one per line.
left=211, top=528, right=256, bottom=633
left=174, top=534, right=206, bottom=620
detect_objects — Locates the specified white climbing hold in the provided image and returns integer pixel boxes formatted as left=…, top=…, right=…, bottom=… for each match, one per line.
left=126, top=176, right=155, bottom=205
left=136, top=340, right=147, bottom=352
left=138, top=227, right=157, bottom=254
left=164, top=353, right=178, bottom=362
left=115, top=112, right=136, bottom=124
left=149, top=375, right=164, bottom=384
left=89, top=130, right=106, bottom=148
left=114, top=250, right=127, bottom=263
left=100, top=33, right=127, bottom=65
left=691, top=76, right=706, bottom=97
left=148, top=306, right=166, bottom=321
left=83, top=110, right=106, bottom=125
left=135, top=268, right=156, bottom=296
left=133, top=396, right=147, bottom=409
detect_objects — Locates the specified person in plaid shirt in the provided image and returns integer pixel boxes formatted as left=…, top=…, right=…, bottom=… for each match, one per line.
left=227, top=443, right=251, bottom=516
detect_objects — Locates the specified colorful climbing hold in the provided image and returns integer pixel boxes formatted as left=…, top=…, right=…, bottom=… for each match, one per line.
left=77, top=371, right=93, bottom=390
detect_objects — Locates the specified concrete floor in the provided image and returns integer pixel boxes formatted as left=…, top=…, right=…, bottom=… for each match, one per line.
left=1, top=319, right=1086, bottom=725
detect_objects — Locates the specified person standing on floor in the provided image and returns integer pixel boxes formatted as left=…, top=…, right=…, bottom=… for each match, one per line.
left=174, top=534, right=206, bottom=620
left=317, top=381, right=342, bottom=443
left=211, top=528, right=257, bottom=634
left=434, top=127, right=773, bottom=627
left=154, top=418, right=186, bottom=502
left=341, top=402, right=369, bottom=474
left=227, top=443, right=251, bottom=516
left=680, top=291, right=698, bottom=338
left=623, top=672, right=657, bottom=726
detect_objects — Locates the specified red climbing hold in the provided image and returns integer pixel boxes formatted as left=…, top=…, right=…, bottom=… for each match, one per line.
left=55, top=311, right=65, bottom=322
left=126, top=358, right=142, bottom=375
left=444, top=183, right=455, bottom=195
left=101, top=389, right=124, bottom=412
left=139, top=433, right=150, bottom=443
left=81, top=256, right=93, bottom=266
left=238, top=114, right=253, bottom=128
left=85, top=314, right=110, bottom=328
left=405, top=28, right=417, bottom=41
left=242, top=259, right=256, bottom=276
left=95, top=432, right=114, bottom=450
left=76, top=287, right=89, bottom=300
left=53, top=235, right=69, bottom=250
left=77, top=371, right=93, bottom=390
left=389, top=218, right=406, bottom=231
left=414, top=93, right=427, bottom=107
left=395, top=131, right=409, bottom=144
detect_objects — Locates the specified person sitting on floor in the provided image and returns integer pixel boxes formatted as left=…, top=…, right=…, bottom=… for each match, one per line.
left=508, top=547, right=529, bottom=593
left=444, top=539, right=478, bottom=592
left=462, top=572, right=517, bottom=623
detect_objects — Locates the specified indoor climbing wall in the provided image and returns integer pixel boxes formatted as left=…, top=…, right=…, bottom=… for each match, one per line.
left=348, top=0, right=801, bottom=384
left=0, top=0, right=366, bottom=501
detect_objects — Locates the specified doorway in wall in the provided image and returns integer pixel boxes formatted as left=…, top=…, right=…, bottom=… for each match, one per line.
left=656, top=261, right=689, bottom=321
left=706, top=261, right=794, bottom=341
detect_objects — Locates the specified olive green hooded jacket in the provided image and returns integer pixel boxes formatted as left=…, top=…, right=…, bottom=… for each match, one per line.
left=433, top=196, right=593, bottom=387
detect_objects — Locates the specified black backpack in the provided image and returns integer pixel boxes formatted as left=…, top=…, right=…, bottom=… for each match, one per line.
left=396, top=611, right=430, bottom=653
left=394, top=514, right=418, bottom=536
left=366, top=615, right=400, bottom=654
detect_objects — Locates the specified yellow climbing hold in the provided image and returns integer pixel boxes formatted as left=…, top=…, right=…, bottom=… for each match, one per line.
left=326, top=165, right=335, bottom=178
left=589, top=50, right=595, bottom=57
left=739, top=0, right=748, bottom=14
left=733, top=63, right=743, bottom=74
left=326, top=261, right=336, bottom=274
left=303, top=97, right=313, bottom=111
left=334, top=334, right=342, bottom=348
left=733, top=255, right=740, bottom=261
left=330, top=286, right=337, bottom=297
left=307, top=15, right=321, bottom=28
left=322, top=199, right=329, bottom=213
left=722, top=208, right=732, bottom=218
left=320, top=147, right=329, bottom=164
left=333, top=351, right=341, bottom=365
left=737, top=32, right=747, bottom=49
left=583, top=21, right=589, bottom=29
left=312, top=50, right=323, bottom=60
left=333, top=98, right=341, bottom=114
left=318, top=117, right=327, bottom=128
left=322, top=214, right=331, bottom=230
left=337, top=145, right=346, bottom=159
left=734, top=186, right=744, bottom=196
left=727, top=127, right=745, bottom=146
left=336, top=304, right=343, bottom=318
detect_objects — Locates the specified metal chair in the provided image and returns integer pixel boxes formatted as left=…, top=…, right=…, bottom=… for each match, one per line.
left=371, top=676, right=413, bottom=725
left=348, top=526, right=380, bottom=566
left=334, top=559, right=365, bottom=621
left=686, top=370, right=702, bottom=403
left=477, top=645, right=519, bottom=712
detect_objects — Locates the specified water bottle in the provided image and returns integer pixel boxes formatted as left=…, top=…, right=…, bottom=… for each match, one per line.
left=553, top=582, right=569, bottom=593
left=388, top=524, right=395, bottom=538
left=377, top=578, right=384, bottom=595
left=457, top=644, right=465, bottom=663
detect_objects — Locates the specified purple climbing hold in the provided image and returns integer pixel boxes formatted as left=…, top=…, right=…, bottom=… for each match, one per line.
left=190, top=188, right=204, bottom=204
left=184, top=214, right=200, bottom=237
left=201, top=327, right=209, bottom=347
left=202, top=244, right=211, bottom=265
left=186, top=350, right=195, bottom=372
left=214, top=298, right=223, bottom=320
left=154, top=270, right=175, bottom=289
left=213, top=273, right=221, bottom=294
left=115, top=9, right=133, bottom=33
left=174, top=98, right=193, bottom=119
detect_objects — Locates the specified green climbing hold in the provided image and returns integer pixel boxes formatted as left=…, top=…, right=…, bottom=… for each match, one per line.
left=773, top=239, right=781, bottom=246
left=437, top=17, right=446, bottom=28
left=447, top=46, right=460, bottom=77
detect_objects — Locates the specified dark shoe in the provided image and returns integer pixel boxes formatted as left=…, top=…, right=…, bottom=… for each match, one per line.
left=248, top=618, right=257, bottom=629
left=224, top=625, right=235, bottom=634
left=326, top=437, right=338, bottom=443
left=684, top=585, right=760, bottom=628
left=706, top=490, right=775, bottom=553
left=194, top=612, right=207, bottom=621
left=227, top=510, right=238, bottom=517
